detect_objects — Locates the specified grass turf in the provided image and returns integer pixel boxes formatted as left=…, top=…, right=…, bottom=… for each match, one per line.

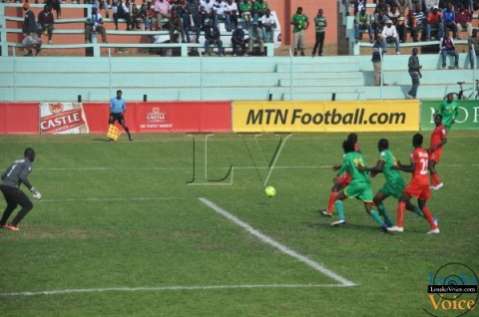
left=0, top=132, right=478, bottom=317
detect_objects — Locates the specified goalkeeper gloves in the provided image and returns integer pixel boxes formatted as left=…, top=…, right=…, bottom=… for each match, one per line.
left=31, top=187, right=42, bottom=200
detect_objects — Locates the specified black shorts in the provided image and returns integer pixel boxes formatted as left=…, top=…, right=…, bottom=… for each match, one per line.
left=0, top=184, right=32, bottom=209
left=109, top=112, right=125, bottom=124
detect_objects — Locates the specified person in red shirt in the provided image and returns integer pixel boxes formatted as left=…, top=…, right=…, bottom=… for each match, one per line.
left=426, top=7, right=443, bottom=40
left=320, top=133, right=359, bottom=216
left=388, top=133, right=440, bottom=234
left=429, top=114, right=447, bottom=190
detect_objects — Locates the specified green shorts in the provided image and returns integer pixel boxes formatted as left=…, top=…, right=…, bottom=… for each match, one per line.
left=379, top=180, right=405, bottom=199
left=344, top=181, right=374, bottom=203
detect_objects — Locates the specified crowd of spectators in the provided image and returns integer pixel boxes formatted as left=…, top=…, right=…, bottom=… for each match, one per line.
left=98, top=0, right=276, bottom=55
left=353, top=0, right=478, bottom=59
left=14, top=0, right=278, bottom=56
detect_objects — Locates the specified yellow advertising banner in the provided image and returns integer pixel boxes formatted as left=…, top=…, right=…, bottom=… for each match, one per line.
left=232, top=100, right=420, bottom=133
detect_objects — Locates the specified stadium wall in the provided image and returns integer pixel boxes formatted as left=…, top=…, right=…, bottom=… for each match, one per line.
left=6, top=99, right=479, bottom=134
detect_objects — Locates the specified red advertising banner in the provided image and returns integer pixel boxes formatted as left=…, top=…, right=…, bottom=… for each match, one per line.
left=0, top=102, right=231, bottom=134
left=133, top=102, right=231, bottom=133
left=83, top=101, right=231, bottom=133
left=0, top=103, right=39, bottom=134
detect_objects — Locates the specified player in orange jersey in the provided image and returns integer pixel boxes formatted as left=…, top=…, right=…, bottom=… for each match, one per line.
left=388, top=133, right=440, bottom=234
left=429, top=114, right=447, bottom=190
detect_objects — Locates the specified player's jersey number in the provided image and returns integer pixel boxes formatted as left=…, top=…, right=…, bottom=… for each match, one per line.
left=419, top=158, right=428, bottom=175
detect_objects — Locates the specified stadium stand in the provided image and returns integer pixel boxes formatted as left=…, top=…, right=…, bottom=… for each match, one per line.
left=343, top=0, right=479, bottom=55
left=1, top=1, right=277, bottom=57
left=1, top=1, right=479, bottom=102
left=0, top=54, right=477, bottom=101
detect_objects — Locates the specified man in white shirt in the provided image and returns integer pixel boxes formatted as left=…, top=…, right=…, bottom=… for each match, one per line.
left=381, top=19, right=400, bottom=54
left=260, top=9, right=275, bottom=43
left=212, top=0, right=226, bottom=27
left=200, top=0, right=214, bottom=14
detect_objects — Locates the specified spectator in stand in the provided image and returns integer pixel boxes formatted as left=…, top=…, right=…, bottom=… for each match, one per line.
left=371, top=7, right=387, bottom=40
left=169, top=9, right=182, bottom=43
left=375, top=0, right=388, bottom=14
left=239, top=0, right=252, bottom=27
left=86, top=7, right=108, bottom=43
left=312, top=8, right=327, bottom=56
left=154, top=0, right=171, bottom=30
left=98, top=0, right=110, bottom=19
left=249, top=20, right=264, bottom=55
left=442, top=3, right=457, bottom=38
left=425, top=0, right=440, bottom=12
left=224, top=0, right=238, bottom=32
left=455, top=4, right=472, bottom=39
left=291, top=6, right=309, bottom=56
left=381, top=19, right=400, bottom=54
left=199, top=4, right=211, bottom=29
left=396, top=0, right=410, bottom=16
left=260, top=9, right=275, bottom=43
left=440, top=31, right=459, bottom=68
left=426, top=6, right=443, bottom=40
left=387, top=3, right=401, bottom=24
left=200, top=0, right=214, bottom=15
left=204, top=20, right=224, bottom=55
left=408, top=48, right=422, bottom=99
left=468, top=29, right=479, bottom=68
left=397, top=16, right=407, bottom=42
left=130, top=0, right=142, bottom=30
left=212, top=0, right=227, bottom=28
left=353, top=0, right=366, bottom=16
left=113, top=0, right=133, bottom=30
left=409, top=3, right=426, bottom=42
left=232, top=24, right=246, bottom=56
left=144, top=1, right=157, bottom=30
left=252, top=0, right=267, bottom=21
left=46, top=0, right=61, bottom=18
left=22, top=3, right=41, bottom=56
left=38, top=5, right=54, bottom=44
left=355, top=7, right=372, bottom=42
left=372, top=37, right=383, bottom=86
left=138, top=0, right=148, bottom=30
left=410, top=0, right=423, bottom=11
left=178, top=2, right=191, bottom=42
left=187, top=0, right=202, bottom=42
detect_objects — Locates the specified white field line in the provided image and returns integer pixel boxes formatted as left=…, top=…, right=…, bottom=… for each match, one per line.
left=36, top=163, right=479, bottom=172
left=40, top=197, right=181, bottom=203
left=263, top=134, right=293, bottom=187
left=198, top=197, right=357, bottom=287
left=37, top=165, right=333, bottom=171
left=0, top=283, right=352, bottom=297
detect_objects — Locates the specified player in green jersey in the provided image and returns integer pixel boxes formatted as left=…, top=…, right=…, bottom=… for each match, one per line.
left=331, top=138, right=390, bottom=233
left=368, top=138, right=424, bottom=227
left=436, top=93, right=459, bottom=130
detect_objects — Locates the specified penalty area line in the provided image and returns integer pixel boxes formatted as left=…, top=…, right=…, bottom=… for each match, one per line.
left=0, top=283, right=352, bottom=297
left=198, top=197, right=357, bottom=287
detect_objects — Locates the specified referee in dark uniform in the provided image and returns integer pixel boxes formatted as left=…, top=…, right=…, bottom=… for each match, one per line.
left=0, top=148, right=41, bottom=232
left=109, top=90, right=133, bottom=141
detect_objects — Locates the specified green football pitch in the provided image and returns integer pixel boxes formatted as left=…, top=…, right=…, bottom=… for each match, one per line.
left=0, top=132, right=478, bottom=317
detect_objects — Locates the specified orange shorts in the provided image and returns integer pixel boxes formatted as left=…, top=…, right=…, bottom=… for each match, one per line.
left=336, top=173, right=352, bottom=188
left=404, top=180, right=431, bottom=200
left=429, top=149, right=443, bottom=163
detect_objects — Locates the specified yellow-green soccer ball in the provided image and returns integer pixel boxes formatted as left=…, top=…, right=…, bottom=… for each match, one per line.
left=265, top=186, right=276, bottom=198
